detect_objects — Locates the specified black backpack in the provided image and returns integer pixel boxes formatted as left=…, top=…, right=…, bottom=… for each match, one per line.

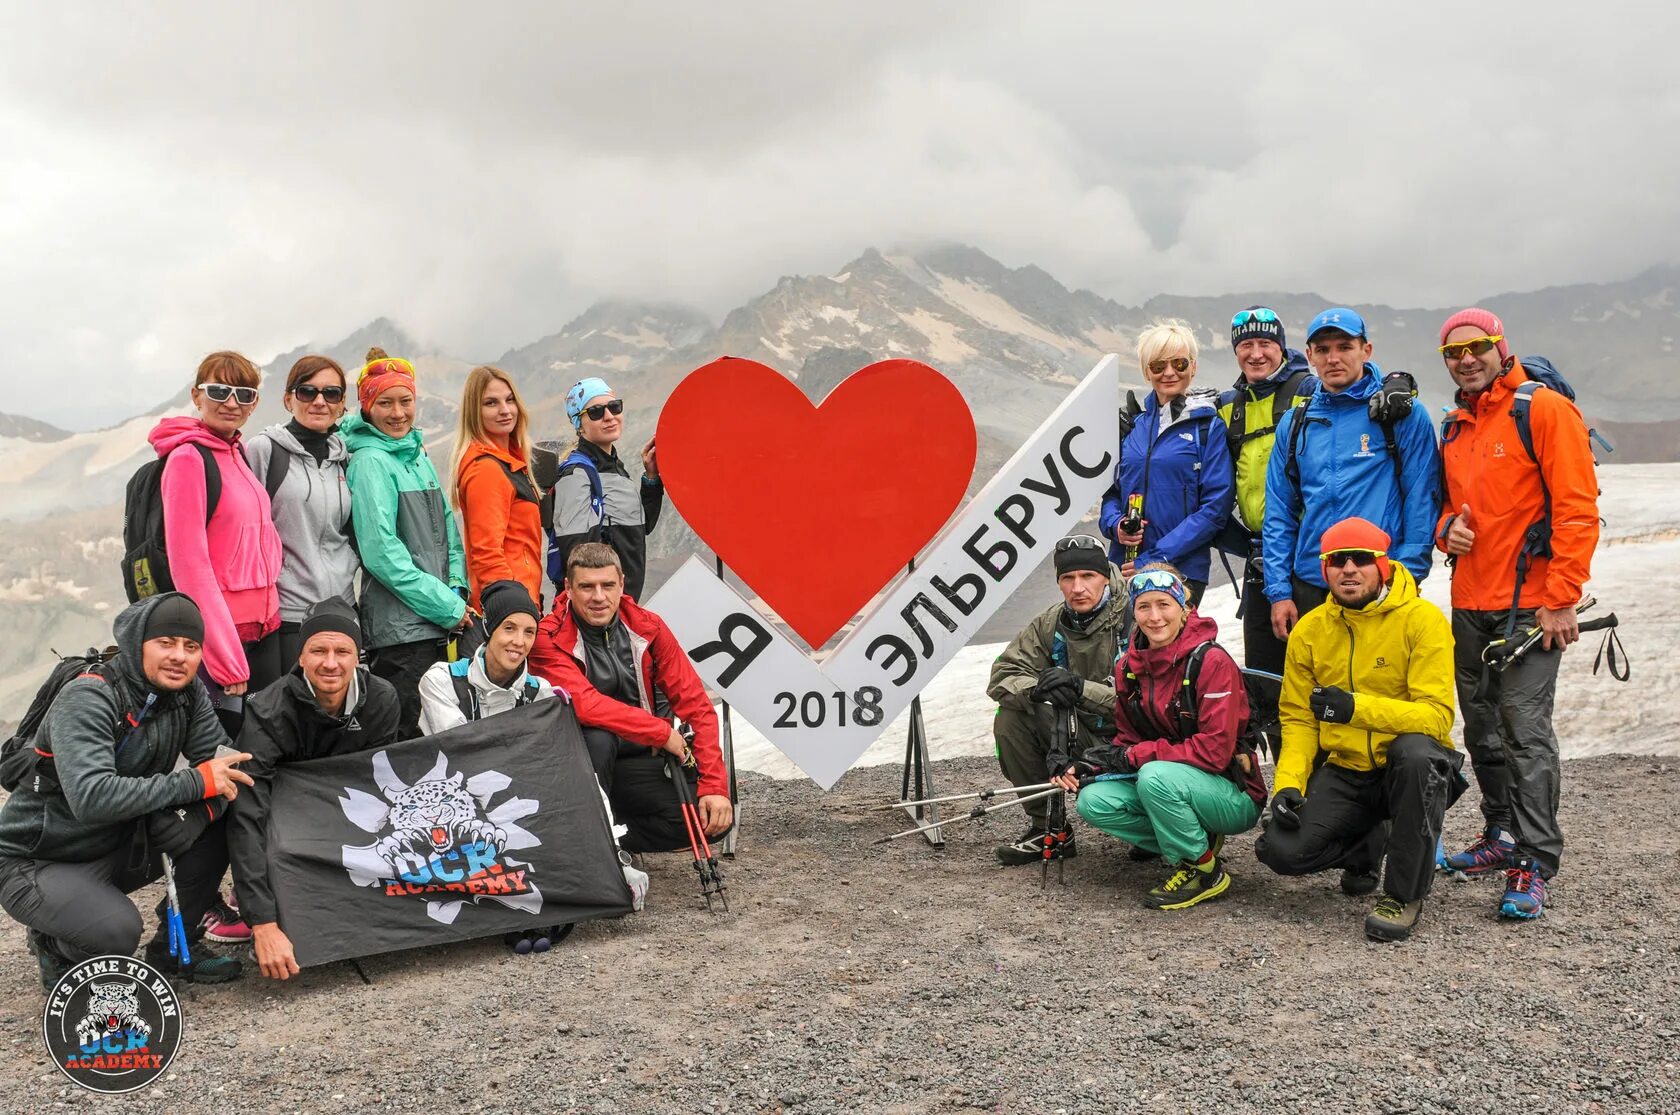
left=1223, top=367, right=1312, bottom=450
left=120, top=444, right=223, bottom=603
left=0, top=647, right=132, bottom=794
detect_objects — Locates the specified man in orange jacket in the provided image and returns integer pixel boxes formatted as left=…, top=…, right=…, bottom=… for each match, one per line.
left=1434, top=308, right=1599, bottom=921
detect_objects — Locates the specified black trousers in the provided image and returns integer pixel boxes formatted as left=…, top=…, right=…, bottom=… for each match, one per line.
left=580, top=728, right=693, bottom=854
left=369, top=638, right=448, bottom=741
left=1452, top=608, right=1564, bottom=875
left=1241, top=558, right=1285, bottom=749
left=0, top=816, right=230, bottom=963
left=1254, top=735, right=1464, bottom=903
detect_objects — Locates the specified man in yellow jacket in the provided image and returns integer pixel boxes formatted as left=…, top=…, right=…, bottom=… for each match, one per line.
left=1254, top=517, right=1464, bottom=942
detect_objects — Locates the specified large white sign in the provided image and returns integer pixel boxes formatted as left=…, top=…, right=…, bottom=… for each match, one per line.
left=646, top=355, right=1121, bottom=788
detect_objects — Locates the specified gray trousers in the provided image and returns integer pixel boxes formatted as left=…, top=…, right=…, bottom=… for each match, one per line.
left=994, top=704, right=1102, bottom=825
left=1452, top=608, right=1564, bottom=876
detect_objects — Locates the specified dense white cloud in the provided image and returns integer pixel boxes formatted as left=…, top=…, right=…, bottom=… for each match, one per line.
left=2, top=1, right=1675, bottom=427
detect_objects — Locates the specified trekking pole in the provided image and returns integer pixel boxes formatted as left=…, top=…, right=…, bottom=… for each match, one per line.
left=664, top=751, right=728, bottom=912
left=1481, top=597, right=1602, bottom=672
left=161, top=853, right=190, bottom=968
left=867, top=782, right=1060, bottom=812
left=1240, top=667, right=1284, bottom=684
left=1041, top=704, right=1080, bottom=889
left=874, top=786, right=1063, bottom=845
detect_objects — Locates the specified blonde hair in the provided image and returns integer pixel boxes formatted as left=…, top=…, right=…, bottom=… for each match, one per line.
left=451, top=365, right=532, bottom=502
left=1136, top=319, right=1199, bottom=374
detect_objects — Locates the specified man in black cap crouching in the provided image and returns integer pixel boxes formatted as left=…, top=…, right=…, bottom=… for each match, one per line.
left=227, top=598, right=402, bottom=981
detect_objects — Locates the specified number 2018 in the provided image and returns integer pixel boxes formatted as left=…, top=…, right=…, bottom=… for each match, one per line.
left=771, top=686, right=884, bottom=729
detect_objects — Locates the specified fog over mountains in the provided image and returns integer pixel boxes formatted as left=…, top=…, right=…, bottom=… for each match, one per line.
left=0, top=244, right=1675, bottom=713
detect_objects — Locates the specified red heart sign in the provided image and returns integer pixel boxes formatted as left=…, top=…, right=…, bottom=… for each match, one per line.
left=657, top=357, right=977, bottom=648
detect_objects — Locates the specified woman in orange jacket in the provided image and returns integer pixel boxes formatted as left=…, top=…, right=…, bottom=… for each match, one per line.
left=452, top=366, right=544, bottom=609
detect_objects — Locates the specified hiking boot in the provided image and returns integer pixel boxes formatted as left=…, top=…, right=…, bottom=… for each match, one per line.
left=996, top=828, right=1076, bottom=866
left=1443, top=827, right=1518, bottom=877
left=1365, top=894, right=1423, bottom=942
left=1499, top=862, right=1549, bottom=920
left=1341, top=867, right=1380, bottom=897
left=27, top=931, right=71, bottom=993
left=1144, top=860, right=1231, bottom=911
left=201, top=894, right=251, bottom=944
left=144, top=936, right=243, bottom=984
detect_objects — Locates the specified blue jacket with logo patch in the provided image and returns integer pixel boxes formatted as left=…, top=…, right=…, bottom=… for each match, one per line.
left=1098, top=389, right=1234, bottom=583
left=1261, top=364, right=1440, bottom=601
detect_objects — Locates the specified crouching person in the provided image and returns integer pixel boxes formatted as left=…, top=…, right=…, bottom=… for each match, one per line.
left=987, top=536, right=1126, bottom=866
left=1058, top=566, right=1265, bottom=909
left=227, top=599, right=401, bottom=980
left=1254, top=518, right=1464, bottom=942
left=0, top=594, right=253, bottom=988
left=418, top=578, right=648, bottom=951
left=527, top=543, right=732, bottom=852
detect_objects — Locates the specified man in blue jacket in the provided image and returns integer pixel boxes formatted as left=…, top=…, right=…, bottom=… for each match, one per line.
left=1263, top=308, right=1439, bottom=643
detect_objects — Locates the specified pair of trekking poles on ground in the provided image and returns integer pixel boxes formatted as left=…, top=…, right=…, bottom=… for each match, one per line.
left=666, top=725, right=728, bottom=912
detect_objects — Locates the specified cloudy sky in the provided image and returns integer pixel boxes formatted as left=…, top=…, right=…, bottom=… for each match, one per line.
left=4, top=2, right=1677, bottom=428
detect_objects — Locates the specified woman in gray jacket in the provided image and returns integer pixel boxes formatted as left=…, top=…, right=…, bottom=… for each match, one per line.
left=244, top=355, right=360, bottom=669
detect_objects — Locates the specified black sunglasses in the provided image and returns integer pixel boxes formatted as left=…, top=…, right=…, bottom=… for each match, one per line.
left=1321, top=549, right=1383, bottom=569
left=584, top=399, right=625, bottom=421
left=291, top=384, right=346, bottom=404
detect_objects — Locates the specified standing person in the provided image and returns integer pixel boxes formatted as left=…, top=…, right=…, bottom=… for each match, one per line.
left=244, top=355, right=359, bottom=668
left=1434, top=309, right=1600, bottom=920
left=1058, top=565, right=1267, bottom=910
left=341, top=347, right=472, bottom=739
left=527, top=543, right=730, bottom=852
left=986, top=536, right=1126, bottom=865
left=453, top=365, right=543, bottom=609
left=227, top=598, right=403, bottom=981
left=543, top=377, right=665, bottom=601
left=1099, top=320, right=1234, bottom=607
left=1253, top=518, right=1463, bottom=942
left=1263, top=309, right=1439, bottom=642
left=1216, top=307, right=1317, bottom=750
left=146, top=351, right=285, bottom=703
left=0, top=594, right=253, bottom=987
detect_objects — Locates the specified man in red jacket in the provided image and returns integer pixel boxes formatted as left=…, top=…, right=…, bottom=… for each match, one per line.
left=527, top=542, right=731, bottom=851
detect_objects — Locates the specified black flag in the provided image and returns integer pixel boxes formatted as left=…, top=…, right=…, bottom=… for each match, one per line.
left=267, top=699, right=633, bottom=967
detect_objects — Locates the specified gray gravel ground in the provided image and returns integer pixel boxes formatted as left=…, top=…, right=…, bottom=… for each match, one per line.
left=2, top=753, right=1677, bottom=1114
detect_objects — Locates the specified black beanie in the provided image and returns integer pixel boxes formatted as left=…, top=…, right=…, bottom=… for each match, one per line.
left=1053, top=537, right=1110, bottom=580
left=143, top=593, right=204, bottom=643
left=299, top=598, right=362, bottom=652
left=1231, top=305, right=1286, bottom=351
left=482, top=580, right=540, bottom=636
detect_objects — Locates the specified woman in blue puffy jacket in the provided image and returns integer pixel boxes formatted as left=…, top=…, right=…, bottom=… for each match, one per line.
left=1099, top=320, right=1235, bottom=608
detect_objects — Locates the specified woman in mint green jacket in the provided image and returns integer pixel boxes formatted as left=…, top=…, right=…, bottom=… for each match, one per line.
left=342, top=347, right=470, bottom=739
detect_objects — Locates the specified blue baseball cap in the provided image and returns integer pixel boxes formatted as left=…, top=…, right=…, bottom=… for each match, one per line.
left=1306, top=307, right=1368, bottom=342
left=565, top=377, right=615, bottom=429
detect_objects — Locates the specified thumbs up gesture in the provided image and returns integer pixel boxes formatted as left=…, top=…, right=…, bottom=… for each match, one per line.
left=1445, top=503, right=1476, bottom=556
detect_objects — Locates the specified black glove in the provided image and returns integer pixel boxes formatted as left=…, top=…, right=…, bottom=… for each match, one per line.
left=1030, top=667, right=1083, bottom=708
left=1269, top=788, right=1305, bottom=831
left=1309, top=685, right=1356, bottom=723
left=1366, top=371, right=1417, bottom=423
left=1076, top=742, right=1134, bottom=777
left=145, top=797, right=228, bottom=858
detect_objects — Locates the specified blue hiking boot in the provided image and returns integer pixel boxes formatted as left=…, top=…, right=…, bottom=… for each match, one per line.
left=1499, top=862, right=1549, bottom=920
left=1443, top=826, right=1518, bottom=877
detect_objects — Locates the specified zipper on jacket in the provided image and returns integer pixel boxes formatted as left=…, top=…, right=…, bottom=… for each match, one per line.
left=1340, top=613, right=1375, bottom=768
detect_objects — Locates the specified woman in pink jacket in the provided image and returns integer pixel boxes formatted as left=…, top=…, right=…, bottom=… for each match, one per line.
left=147, top=351, right=285, bottom=704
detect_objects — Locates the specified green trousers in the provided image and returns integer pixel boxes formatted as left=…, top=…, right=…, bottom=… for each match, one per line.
left=1075, top=761, right=1261, bottom=865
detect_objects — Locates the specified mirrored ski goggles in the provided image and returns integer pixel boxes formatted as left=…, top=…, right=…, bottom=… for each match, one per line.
left=200, top=383, right=258, bottom=406
left=360, top=357, right=415, bottom=380
left=1320, top=548, right=1386, bottom=569
left=1056, top=534, right=1106, bottom=553
left=1438, top=335, right=1502, bottom=360
left=1147, top=356, right=1191, bottom=375
left=1231, top=308, right=1279, bottom=327
left=1128, top=569, right=1187, bottom=605
left=290, top=384, right=346, bottom=403
left=584, top=399, right=625, bottom=421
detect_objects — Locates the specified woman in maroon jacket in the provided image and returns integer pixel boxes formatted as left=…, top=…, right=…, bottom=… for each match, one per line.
left=1055, top=564, right=1266, bottom=910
